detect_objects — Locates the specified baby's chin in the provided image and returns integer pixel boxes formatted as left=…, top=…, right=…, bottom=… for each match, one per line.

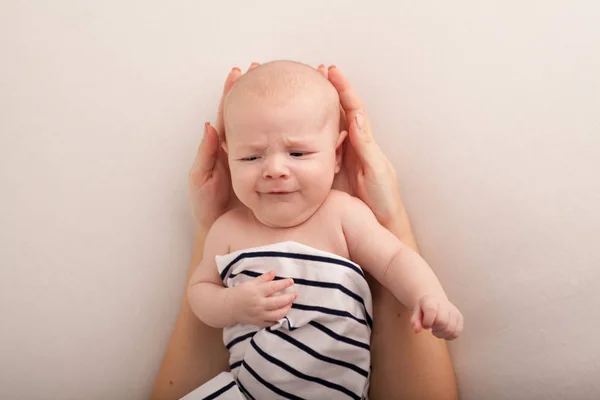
left=252, top=207, right=314, bottom=228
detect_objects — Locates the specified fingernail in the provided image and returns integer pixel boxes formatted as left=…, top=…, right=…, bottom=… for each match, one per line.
left=318, top=64, right=325, bottom=68
left=355, top=112, right=364, bottom=131
left=204, top=122, right=209, bottom=135
left=232, top=67, right=241, bottom=73
left=328, top=65, right=337, bottom=70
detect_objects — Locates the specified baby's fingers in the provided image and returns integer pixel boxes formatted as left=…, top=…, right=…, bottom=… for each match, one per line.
left=444, top=313, right=461, bottom=340
left=411, top=305, right=423, bottom=333
left=261, top=277, right=295, bottom=296
left=264, top=292, right=298, bottom=311
left=433, top=310, right=464, bottom=340
left=431, top=308, right=450, bottom=333
left=263, top=303, right=293, bottom=325
left=433, top=312, right=457, bottom=340
left=420, top=300, right=440, bottom=330
left=449, top=312, right=464, bottom=340
left=255, top=271, right=276, bottom=283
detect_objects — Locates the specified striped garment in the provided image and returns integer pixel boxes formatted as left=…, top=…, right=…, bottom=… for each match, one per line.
left=182, top=241, right=373, bottom=400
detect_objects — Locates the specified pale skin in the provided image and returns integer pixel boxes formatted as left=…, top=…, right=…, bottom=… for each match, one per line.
left=188, top=61, right=463, bottom=340
left=152, top=62, right=460, bottom=400
left=191, top=190, right=464, bottom=339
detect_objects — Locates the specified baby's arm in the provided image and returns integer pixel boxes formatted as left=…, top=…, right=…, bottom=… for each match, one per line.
left=187, top=215, right=237, bottom=328
left=188, top=213, right=297, bottom=328
left=340, top=192, right=463, bottom=339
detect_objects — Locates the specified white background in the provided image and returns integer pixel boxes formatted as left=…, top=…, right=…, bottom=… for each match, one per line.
left=1, top=1, right=599, bottom=399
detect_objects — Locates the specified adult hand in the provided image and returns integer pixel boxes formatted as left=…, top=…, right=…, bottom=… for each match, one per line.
left=188, top=63, right=260, bottom=229
left=317, top=65, right=404, bottom=229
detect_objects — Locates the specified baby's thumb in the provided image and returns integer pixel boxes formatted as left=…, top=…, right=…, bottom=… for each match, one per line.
left=411, top=305, right=423, bottom=333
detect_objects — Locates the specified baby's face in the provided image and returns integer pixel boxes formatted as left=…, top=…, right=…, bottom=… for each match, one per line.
left=224, top=95, right=344, bottom=228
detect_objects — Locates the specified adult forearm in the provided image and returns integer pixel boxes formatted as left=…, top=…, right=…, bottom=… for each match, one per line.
left=370, top=202, right=458, bottom=400
left=151, top=225, right=229, bottom=400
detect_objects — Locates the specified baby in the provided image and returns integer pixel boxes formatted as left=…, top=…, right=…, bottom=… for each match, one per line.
left=187, top=61, right=463, bottom=400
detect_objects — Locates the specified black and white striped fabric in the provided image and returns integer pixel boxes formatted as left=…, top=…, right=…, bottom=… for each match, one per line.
left=182, top=241, right=373, bottom=400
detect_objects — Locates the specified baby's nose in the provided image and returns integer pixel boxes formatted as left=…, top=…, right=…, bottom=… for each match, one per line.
left=263, top=155, right=290, bottom=179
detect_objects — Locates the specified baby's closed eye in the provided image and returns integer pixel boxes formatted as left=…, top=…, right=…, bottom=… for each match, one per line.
left=239, top=152, right=312, bottom=161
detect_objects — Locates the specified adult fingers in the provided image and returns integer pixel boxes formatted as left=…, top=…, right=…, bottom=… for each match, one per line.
left=328, top=67, right=384, bottom=167
left=326, top=67, right=349, bottom=131
left=215, top=67, right=243, bottom=135
left=324, top=67, right=347, bottom=130
left=327, top=66, right=368, bottom=128
left=347, top=112, right=384, bottom=171
left=264, top=292, right=298, bottom=311
left=339, top=102, right=348, bottom=131
left=317, top=64, right=328, bottom=79
left=189, top=123, right=219, bottom=182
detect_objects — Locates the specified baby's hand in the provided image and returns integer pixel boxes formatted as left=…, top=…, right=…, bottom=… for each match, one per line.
left=228, top=271, right=297, bottom=327
left=411, top=295, right=464, bottom=340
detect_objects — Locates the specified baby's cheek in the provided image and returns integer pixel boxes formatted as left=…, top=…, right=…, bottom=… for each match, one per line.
left=229, top=168, right=247, bottom=192
left=233, top=168, right=259, bottom=199
left=230, top=165, right=250, bottom=183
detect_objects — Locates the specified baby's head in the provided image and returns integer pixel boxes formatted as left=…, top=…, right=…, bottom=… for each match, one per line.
left=222, top=61, right=347, bottom=228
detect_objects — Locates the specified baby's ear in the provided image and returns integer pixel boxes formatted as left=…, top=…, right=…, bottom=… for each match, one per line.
left=334, top=130, right=348, bottom=173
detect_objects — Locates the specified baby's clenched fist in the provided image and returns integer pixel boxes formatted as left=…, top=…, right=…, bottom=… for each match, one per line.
left=411, top=295, right=464, bottom=340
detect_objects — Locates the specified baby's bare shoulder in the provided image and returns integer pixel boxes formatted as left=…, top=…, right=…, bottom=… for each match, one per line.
left=319, top=190, right=374, bottom=232
left=324, top=189, right=353, bottom=206
left=318, top=190, right=349, bottom=217
left=208, top=207, right=249, bottom=241
left=324, top=190, right=369, bottom=214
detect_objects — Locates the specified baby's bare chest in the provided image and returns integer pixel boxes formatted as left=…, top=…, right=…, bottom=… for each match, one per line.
left=227, top=205, right=350, bottom=260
